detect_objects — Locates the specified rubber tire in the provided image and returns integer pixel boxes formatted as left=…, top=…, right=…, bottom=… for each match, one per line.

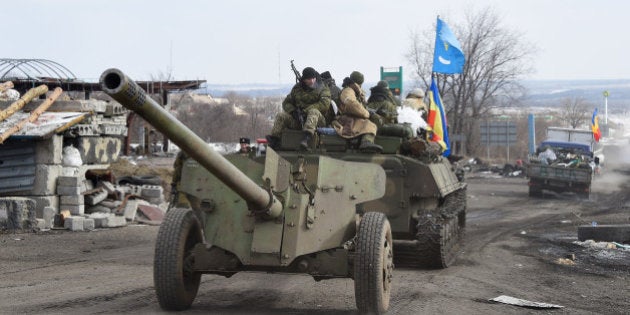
left=154, top=208, right=203, bottom=311
left=354, top=212, right=393, bottom=314
left=528, top=186, right=543, bottom=198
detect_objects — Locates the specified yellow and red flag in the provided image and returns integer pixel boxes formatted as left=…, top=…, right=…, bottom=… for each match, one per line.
left=426, top=76, right=449, bottom=155
left=591, top=108, right=601, bottom=142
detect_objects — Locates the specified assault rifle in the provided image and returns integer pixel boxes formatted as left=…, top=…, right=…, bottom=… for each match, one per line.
left=293, top=106, right=305, bottom=128
left=290, top=59, right=301, bottom=83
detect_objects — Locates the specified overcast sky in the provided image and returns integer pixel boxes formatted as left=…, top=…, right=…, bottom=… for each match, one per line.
left=4, top=0, right=629, bottom=85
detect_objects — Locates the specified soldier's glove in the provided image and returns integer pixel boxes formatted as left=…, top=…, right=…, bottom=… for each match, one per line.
left=367, top=108, right=377, bottom=118
left=170, top=182, right=177, bottom=196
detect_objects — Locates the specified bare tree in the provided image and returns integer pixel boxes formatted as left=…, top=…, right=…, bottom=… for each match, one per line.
left=406, top=7, right=535, bottom=156
left=175, top=94, right=280, bottom=143
left=558, top=97, right=590, bottom=129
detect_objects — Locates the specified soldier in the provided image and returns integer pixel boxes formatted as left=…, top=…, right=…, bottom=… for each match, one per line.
left=320, top=71, right=342, bottom=124
left=367, top=80, right=398, bottom=127
left=238, top=137, right=251, bottom=154
left=269, top=67, right=331, bottom=149
left=402, top=88, right=428, bottom=120
left=332, top=71, right=383, bottom=153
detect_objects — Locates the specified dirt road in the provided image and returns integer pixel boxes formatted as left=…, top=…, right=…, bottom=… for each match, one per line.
left=1, top=174, right=628, bottom=314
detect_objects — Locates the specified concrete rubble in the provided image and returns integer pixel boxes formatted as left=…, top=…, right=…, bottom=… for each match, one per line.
left=0, top=97, right=167, bottom=233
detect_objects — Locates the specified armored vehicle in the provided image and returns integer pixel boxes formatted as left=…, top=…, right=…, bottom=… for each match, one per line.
left=273, top=126, right=467, bottom=269
left=100, top=69, right=394, bottom=314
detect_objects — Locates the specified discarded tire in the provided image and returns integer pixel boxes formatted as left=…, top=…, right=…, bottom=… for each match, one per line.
left=117, top=175, right=162, bottom=186
left=578, top=224, right=630, bottom=243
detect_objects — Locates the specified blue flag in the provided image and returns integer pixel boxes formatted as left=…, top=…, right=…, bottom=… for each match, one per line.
left=432, top=17, right=465, bottom=74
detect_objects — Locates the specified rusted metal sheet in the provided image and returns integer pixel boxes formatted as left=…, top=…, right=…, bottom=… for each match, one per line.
left=0, top=111, right=86, bottom=140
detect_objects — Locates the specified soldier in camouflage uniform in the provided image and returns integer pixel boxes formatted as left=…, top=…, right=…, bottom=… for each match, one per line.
left=367, top=80, right=398, bottom=127
left=269, top=67, right=331, bottom=149
left=320, top=71, right=342, bottom=124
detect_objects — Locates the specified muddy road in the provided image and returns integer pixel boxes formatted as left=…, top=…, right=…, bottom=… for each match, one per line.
left=1, top=174, right=628, bottom=314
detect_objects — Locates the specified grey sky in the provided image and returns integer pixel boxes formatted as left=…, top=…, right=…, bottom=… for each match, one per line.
left=5, top=0, right=629, bottom=85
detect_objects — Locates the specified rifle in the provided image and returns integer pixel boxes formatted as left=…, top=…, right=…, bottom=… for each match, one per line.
left=290, top=59, right=301, bottom=83
left=293, top=106, right=305, bottom=128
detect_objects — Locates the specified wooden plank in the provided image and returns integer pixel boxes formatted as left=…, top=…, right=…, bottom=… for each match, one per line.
left=0, top=87, right=62, bottom=143
left=0, top=85, right=48, bottom=123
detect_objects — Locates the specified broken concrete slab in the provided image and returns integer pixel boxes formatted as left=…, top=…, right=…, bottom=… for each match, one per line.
left=84, top=189, right=107, bottom=206
left=83, top=218, right=95, bottom=231
left=0, top=197, right=36, bottom=231
left=60, top=204, right=84, bottom=216
left=34, top=135, right=62, bottom=165
left=98, top=200, right=120, bottom=209
left=60, top=195, right=84, bottom=206
left=42, top=206, right=55, bottom=229
left=85, top=205, right=112, bottom=214
left=64, top=216, right=84, bottom=231
left=137, top=204, right=165, bottom=222
left=122, top=199, right=139, bottom=221
left=98, top=181, right=116, bottom=195
left=89, top=213, right=126, bottom=228
left=578, top=224, right=630, bottom=243
left=29, top=195, right=58, bottom=218
left=140, top=185, right=163, bottom=198
left=57, top=176, right=81, bottom=187
left=36, top=218, right=46, bottom=230
left=57, top=185, right=82, bottom=196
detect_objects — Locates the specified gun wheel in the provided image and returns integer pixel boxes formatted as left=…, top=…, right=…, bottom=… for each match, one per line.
left=154, top=208, right=203, bottom=311
left=354, top=212, right=393, bottom=314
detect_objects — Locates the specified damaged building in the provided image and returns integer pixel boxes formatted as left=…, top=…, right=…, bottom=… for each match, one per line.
left=0, top=58, right=204, bottom=232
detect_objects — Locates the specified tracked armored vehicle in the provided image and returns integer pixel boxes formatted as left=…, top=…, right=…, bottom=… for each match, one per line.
left=100, top=69, right=394, bottom=314
left=275, top=125, right=467, bottom=269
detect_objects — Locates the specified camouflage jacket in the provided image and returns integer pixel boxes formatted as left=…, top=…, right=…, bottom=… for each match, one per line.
left=367, top=86, right=398, bottom=124
left=282, top=81, right=331, bottom=114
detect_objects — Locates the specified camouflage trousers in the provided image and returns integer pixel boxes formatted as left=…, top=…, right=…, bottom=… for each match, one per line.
left=271, top=109, right=325, bottom=137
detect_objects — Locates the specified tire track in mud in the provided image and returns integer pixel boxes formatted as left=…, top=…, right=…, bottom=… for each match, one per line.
left=18, top=286, right=156, bottom=314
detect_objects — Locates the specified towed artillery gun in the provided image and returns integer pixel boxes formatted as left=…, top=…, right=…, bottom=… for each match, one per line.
left=100, top=68, right=394, bottom=314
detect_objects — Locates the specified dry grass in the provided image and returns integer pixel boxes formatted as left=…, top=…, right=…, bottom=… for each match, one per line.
left=109, top=157, right=174, bottom=194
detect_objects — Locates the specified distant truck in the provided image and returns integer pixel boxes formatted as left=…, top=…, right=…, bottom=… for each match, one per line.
left=526, top=127, right=600, bottom=199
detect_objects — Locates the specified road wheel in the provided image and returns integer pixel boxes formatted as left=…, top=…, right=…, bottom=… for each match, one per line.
left=154, top=208, right=203, bottom=311
left=354, top=212, right=393, bottom=314
left=528, top=186, right=543, bottom=198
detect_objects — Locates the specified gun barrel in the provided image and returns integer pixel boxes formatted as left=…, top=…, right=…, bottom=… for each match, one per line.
left=100, top=68, right=281, bottom=216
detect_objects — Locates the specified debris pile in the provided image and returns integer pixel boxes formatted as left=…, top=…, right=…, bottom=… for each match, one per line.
left=0, top=81, right=164, bottom=233
left=49, top=173, right=166, bottom=231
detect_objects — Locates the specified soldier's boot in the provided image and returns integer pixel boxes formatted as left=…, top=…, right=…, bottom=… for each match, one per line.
left=266, top=135, right=281, bottom=150
left=359, top=134, right=382, bottom=153
left=300, top=132, right=312, bottom=150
